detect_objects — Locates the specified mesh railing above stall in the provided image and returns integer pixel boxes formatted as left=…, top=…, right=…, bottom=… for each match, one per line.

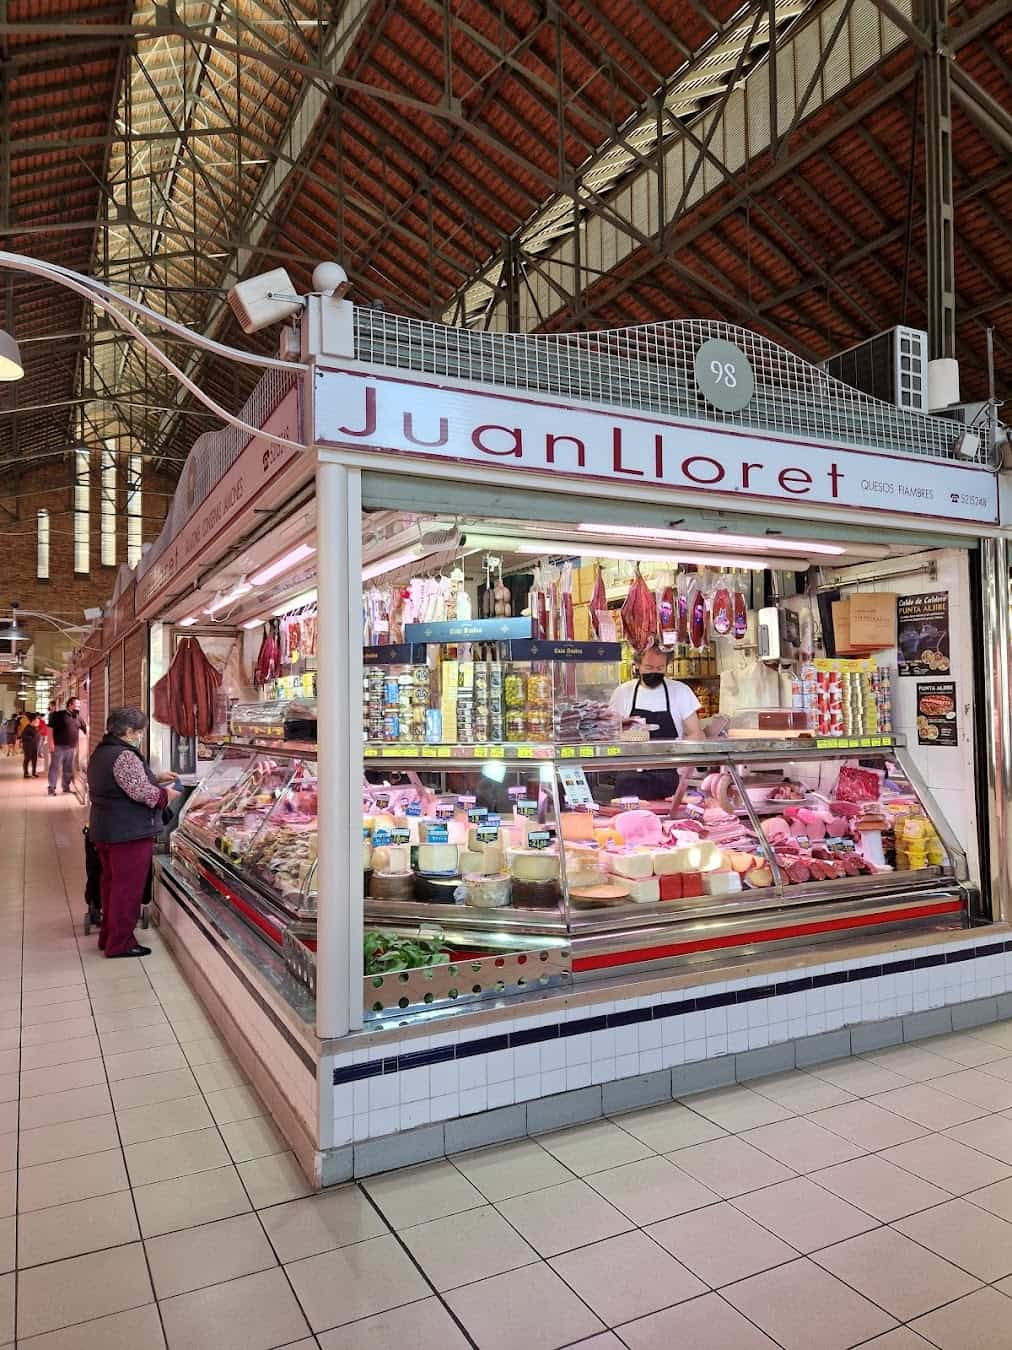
left=352, top=313, right=990, bottom=465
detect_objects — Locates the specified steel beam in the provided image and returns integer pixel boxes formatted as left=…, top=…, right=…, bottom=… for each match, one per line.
left=919, top=0, right=956, bottom=361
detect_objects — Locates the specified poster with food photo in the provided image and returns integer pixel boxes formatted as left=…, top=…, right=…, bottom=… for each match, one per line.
left=917, top=681, right=958, bottom=746
left=897, top=592, right=950, bottom=676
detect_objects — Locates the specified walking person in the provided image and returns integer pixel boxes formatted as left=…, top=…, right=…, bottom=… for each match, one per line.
left=87, top=706, right=178, bottom=958
left=5, top=716, right=18, bottom=757
left=48, top=697, right=86, bottom=795
left=38, top=710, right=52, bottom=774
left=21, top=713, right=40, bottom=779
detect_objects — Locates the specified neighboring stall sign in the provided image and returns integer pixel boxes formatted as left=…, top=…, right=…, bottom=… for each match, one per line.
left=363, top=643, right=427, bottom=665
left=897, top=593, right=951, bottom=676
left=136, top=386, right=303, bottom=614
left=403, top=618, right=532, bottom=643
left=509, top=640, right=622, bottom=662
left=917, top=682, right=958, bottom=746
left=315, top=367, right=999, bottom=525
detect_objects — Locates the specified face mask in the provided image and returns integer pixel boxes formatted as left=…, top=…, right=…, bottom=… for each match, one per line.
left=641, top=672, right=665, bottom=688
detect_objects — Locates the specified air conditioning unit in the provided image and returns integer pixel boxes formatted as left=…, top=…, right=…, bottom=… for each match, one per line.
left=825, top=326, right=929, bottom=415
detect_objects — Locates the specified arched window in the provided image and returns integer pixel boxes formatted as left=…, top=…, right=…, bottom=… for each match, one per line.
left=36, top=509, right=50, bottom=580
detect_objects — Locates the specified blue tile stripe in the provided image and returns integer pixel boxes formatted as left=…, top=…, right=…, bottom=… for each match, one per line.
left=334, top=937, right=1007, bottom=1087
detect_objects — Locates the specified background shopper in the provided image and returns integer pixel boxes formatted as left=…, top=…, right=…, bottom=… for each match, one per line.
left=48, top=697, right=86, bottom=795
left=21, top=713, right=40, bottom=779
left=87, top=706, right=177, bottom=958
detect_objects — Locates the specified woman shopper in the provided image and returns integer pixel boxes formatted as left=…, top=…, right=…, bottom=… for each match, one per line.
left=87, top=706, right=178, bottom=958
left=21, top=713, right=40, bottom=779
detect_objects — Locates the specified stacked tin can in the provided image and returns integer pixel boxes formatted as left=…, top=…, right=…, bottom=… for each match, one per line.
left=456, top=661, right=474, bottom=743
left=365, top=668, right=387, bottom=740
left=815, top=668, right=843, bottom=735
left=488, top=662, right=505, bottom=742
left=874, top=666, right=893, bottom=735
left=473, top=662, right=490, bottom=743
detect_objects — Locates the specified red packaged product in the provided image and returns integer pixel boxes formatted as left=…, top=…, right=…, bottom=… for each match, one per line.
left=659, top=873, right=684, bottom=901
left=681, top=872, right=704, bottom=898
left=835, top=764, right=883, bottom=803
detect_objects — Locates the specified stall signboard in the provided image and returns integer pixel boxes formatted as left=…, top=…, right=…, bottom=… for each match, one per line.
left=136, top=386, right=303, bottom=615
left=509, top=640, right=622, bottom=662
left=897, top=593, right=951, bottom=676
left=363, top=643, right=427, bottom=665
left=315, top=367, right=999, bottom=525
left=917, top=682, right=958, bottom=746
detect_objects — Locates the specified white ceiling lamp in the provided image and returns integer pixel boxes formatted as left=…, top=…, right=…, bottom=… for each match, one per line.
left=0, top=329, right=24, bottom=381
left=177, top=616, right=199, bottom=627
left=249, top=542, right=315, bottom=587
left=575, top=523, right=852, bottom=557
left=204, top=582, right=253, bottom=616
left=242, top=617, right=267, bottom=630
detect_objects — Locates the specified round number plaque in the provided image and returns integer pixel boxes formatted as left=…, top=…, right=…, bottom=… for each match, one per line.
left=693, top=338, right=755, bottom=413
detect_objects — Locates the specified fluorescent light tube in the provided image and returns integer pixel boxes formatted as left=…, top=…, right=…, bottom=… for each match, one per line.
left=205, top=583, right=252, bottom=616
left=249, top=543, right=315, bottom=587
left=576, top=523, right=847, bottom=556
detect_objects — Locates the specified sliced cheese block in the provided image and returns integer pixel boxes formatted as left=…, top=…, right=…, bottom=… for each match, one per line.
left=561, top=812, right=596, bottom=842
left=655, top=841, right=720, bottom=874
left=609, top=851, right=655, bottom=879
left=659, top=873, right=683, bottom=901
left=386, top=844, right=410, bottom=873
left=626, top=876, right=661, bottom=904
left=704, top=869, right=743, bottom=896
left=510, top=849, right=560, bottom=882
left=370, top=845, right=391, bottom=873
left=362, top=839, right=373, bottom=871
left=417, top=842, right=459, bottom=875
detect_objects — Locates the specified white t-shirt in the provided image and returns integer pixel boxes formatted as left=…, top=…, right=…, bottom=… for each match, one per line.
left=608, top=678, right=701, bottom=737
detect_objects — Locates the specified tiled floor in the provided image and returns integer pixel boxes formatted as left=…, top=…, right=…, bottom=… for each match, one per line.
left=8, top=768, right=1012, bottom=1346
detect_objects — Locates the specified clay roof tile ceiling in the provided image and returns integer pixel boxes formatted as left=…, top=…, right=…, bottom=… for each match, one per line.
left=0, top=0, right=1009, bottom=481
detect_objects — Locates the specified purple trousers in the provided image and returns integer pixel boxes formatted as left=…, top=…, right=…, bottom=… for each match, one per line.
left=97, top=838, right=154, bottom=956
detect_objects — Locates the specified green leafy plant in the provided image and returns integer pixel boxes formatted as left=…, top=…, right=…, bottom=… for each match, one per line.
left=364, top=930, right=451, bottom=975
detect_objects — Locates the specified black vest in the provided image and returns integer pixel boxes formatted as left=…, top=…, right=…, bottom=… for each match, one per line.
left=87, top=735, right=162, bottom=844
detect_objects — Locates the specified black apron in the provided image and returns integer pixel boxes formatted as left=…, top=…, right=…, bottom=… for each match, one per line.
left=615, top=679, right=680, bottom=801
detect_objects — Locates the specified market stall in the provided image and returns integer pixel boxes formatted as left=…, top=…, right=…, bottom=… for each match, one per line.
left=129, top=298, right=1009, bottom=1183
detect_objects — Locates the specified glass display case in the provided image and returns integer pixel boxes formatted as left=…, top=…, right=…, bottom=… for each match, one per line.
left=361, top=737, right=971, bottom=935
left=171, top=747, right=318, bottom=929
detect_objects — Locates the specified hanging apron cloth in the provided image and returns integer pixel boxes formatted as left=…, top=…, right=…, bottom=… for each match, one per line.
left=615, top=679, right=680, bottom=801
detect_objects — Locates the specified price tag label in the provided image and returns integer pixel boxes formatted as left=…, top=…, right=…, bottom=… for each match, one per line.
left=381, top=747, right=398, bottom=757
left=391, top=828, right=411, bottom=845
left=517, top=747, right=534, bottom=759
left=364, top=747, right=379, bottom=758
left=606, top=746, right=622, bottom=757
left=476, top=826, right=500, bottom=844
left=869, top=736, right=884, bottom=747
left=489, top=747, right=505, bottom=759
left=467, top=808, right=488, bottom=824
left=579, top=745, right=594, bottom=758
left=372, top=829, right=392, bottom=846
left=560, top=746, right=576, bottom=758
left=421, top=747, right=438, bottom=758
left=816, top=739, right=833, bottom=749
left=527, top=830, right=551, bottom=850
left=406, top=801, right=422, bottom=815
left=426, top=824, right=449, bottom=844
left=516, top=800, right=538, bottom=817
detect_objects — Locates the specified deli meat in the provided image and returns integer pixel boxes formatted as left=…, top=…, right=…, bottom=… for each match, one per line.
left=786, top=861, right=811, bottom=884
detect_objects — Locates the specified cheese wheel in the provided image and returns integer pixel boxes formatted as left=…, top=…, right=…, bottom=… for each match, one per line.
left=417, top=843, right=459, bottom=875
left=463, top=872, right=512, bottom=908
left=625, top=876, right=661, bottom=903
left=510, top=850, right=559, bottom=882
left=568, top=882, right=632, bottom=904
left=609, top=851, right=654, bottom=879
left=363, top=839, right=373, bottom=871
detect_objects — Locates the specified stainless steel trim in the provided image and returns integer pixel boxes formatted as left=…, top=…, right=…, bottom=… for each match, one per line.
left=362, top=736, right=908, bottom=767
left=981, top=537, right=1011, bottom=922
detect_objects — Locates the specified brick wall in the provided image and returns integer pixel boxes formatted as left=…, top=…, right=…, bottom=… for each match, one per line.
left=0, top=452, right=174, bottom=624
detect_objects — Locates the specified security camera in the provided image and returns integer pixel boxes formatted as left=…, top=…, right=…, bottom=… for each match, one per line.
left=227, top=268, right=304, bottom=335
left=952, top=430, right=981, bottom=460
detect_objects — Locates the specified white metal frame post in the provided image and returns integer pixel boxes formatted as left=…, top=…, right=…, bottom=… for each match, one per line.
left=314, top=451, right=364, bottom=1043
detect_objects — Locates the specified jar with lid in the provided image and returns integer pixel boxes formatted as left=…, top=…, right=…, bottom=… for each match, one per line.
left=506, top=709, right=527, bottom=742
left=526, top=672, right=551, bottom=707
left=526, top=708, right=552, bottom=741
left=504, top=672, right=525, bottom=707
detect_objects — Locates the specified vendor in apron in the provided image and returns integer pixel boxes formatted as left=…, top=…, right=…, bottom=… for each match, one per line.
left=609, top=641, right=703, bottom=803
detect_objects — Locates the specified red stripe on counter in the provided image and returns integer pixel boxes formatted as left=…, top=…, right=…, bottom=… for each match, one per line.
left=195, top=865, right=285, bottom=948
left=572, top=899, right=965, bottom=972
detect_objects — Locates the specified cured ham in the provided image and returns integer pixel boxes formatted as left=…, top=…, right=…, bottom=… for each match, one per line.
left=153, top=636, right=223, bottom=738
left=620, top=566, right=658, bottom=652
left=589, top=565, right=607, bottom=638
